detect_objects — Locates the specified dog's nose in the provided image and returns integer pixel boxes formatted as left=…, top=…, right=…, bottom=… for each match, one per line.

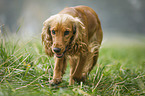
left=53, top=48, right=61, bottom=53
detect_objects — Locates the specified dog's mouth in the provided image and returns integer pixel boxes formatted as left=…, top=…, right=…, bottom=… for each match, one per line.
left=55, top=47, right=67, bottom=58
left=55, top=53, right=64, bottom=58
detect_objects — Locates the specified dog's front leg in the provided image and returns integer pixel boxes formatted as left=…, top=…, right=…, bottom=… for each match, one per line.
left=69, top=57, right=77, bottom=85
left=72, top=54, right=87, bottom=83
left=51, top=56, right=64, bottom=85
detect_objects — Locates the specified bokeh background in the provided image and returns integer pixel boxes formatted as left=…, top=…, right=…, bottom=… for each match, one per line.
left=0, top=0, right=145, bottom=40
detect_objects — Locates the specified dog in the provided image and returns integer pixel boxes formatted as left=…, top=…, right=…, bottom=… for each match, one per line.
left=42, top=5, right=103, bottom=85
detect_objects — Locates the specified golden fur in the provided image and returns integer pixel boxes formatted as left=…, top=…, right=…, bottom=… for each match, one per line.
left=42, top=5, right=103, bottom=85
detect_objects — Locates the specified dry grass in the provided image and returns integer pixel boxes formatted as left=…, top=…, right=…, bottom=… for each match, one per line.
left=0, top=28, right=145, bottom=95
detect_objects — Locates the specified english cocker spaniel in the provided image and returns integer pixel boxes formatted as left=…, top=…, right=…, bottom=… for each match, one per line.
left=42, top=5, right=103, bottom=85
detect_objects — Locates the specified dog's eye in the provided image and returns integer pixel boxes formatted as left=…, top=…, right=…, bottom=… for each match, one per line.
left=52, top=30, right=55, bottom=35
left=64, top=31, right=69, bottom=36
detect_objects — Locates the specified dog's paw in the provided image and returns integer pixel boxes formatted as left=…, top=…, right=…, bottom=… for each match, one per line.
left=73, top=77, right=83, bottom=83
left=82, top=73, right=88, bottom=80
left=50, top=78, right=62, bottom=86
left=73, top=74, right=87, bottom=83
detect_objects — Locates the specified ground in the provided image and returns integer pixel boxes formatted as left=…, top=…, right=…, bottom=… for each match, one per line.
left=0, top=32, right=145, bottom=96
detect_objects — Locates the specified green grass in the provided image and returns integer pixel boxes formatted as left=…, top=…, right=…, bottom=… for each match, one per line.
left=0, top=30, right=145, bottom=96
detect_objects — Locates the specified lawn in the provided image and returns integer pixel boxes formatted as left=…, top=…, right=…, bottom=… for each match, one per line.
left=0, top=31, right=145, bottom=96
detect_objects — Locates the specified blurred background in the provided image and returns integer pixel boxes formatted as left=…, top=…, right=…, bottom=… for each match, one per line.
left=0, top=0, right=145, bottom=40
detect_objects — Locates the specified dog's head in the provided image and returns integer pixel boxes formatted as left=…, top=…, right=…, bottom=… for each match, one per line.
left=42, top=14, right=85, bottom=58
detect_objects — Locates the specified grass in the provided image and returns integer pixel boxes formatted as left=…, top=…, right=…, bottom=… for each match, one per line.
left=0, top=28, right=145, bottom=95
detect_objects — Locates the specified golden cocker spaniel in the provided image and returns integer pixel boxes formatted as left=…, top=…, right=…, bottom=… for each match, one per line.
left=42, top=5, right=103, bottom=85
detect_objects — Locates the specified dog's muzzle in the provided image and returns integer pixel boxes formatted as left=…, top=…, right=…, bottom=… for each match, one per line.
left=53, top=47, right=67, bottom=58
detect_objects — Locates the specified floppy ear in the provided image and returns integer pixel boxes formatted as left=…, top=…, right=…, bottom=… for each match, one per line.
left=41, top=19, right=53, bottom=56
left=70, top=18, right=87, bottom=53
left=72, top=18, right=85, bottom=44
left=41, top=14, right=59, bottom=44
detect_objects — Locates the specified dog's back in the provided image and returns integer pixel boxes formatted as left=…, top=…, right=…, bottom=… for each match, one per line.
left=59, top=5, right=103, bottom=45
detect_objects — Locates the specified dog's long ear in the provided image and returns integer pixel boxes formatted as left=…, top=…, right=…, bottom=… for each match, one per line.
left=41, top=22, right=52, bottom=44
left=70, top=17, right=86, bottom=53
left=72, top=17, right=85, bottom=45
left=41, top=18, right=53, bottom=56
left=42, top=14, right=60, bottom=44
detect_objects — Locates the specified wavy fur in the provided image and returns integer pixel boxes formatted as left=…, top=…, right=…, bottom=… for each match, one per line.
left=42, top=14, right=87, bottom=56
left=41, top=5, right=103, bottom=85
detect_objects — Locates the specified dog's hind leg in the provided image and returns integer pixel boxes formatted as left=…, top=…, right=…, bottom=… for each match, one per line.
left=88, top=44, right=100, bottom=73
left=69, top=57, right=78, bottom=85
left=71, top=54, right=87, bottom=83
left=82, top=42, right=100, bottom=78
